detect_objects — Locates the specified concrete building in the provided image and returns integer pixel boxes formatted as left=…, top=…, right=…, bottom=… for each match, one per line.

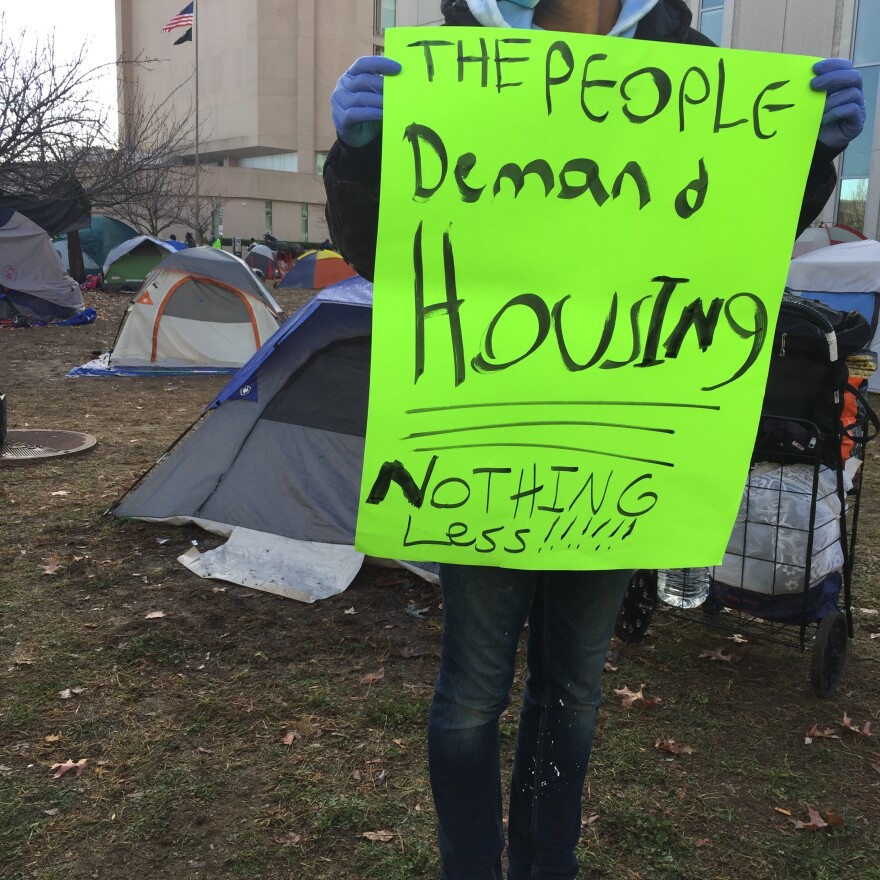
left=117, top=1, right=879, bottom=243
left=115, top=0, right=438, bottom=244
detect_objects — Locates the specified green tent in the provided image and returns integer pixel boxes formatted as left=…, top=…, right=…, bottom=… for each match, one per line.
left=102, top=235, right=178, bottom=292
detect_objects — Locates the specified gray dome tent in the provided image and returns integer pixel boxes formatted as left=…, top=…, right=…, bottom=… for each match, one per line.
left=112, top=275, right=436, bottom=601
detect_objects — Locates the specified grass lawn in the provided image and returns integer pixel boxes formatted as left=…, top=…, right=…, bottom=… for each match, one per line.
left=2, top=289, right=879, bottom=879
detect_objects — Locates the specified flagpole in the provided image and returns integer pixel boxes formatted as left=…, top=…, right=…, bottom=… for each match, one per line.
left=194, top=0, right=201, bottom=242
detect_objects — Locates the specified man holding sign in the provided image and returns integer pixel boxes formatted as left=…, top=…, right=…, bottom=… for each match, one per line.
left=324, top=1, right=864, bottom=877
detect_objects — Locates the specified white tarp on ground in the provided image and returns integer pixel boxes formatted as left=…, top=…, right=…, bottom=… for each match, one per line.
left=0, top=211, right=83, bottom=313
left=178, top=526, right=365, bottom=603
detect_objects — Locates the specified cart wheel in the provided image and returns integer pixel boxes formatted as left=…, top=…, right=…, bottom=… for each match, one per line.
left=810, top=611, right=848, bottom=699
left=615, top=570, right=657, bottom=643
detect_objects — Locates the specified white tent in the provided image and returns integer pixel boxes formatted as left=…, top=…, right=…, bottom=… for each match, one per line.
left=0, top=209, right=83, bottom=319
left=109, top=247, right=283, bottom=371
left=787, top=240, right=880, bottom=391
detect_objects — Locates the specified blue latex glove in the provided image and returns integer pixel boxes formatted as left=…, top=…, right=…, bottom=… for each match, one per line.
left=811, top=58, right=866, bottom=150
left=331, top=55, right=402, bottom=148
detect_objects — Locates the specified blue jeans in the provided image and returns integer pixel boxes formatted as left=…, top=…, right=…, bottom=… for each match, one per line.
left=428, top=565, right=631, bottom=880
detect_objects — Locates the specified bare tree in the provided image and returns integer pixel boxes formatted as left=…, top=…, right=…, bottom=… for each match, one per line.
left=837, top=178, right=869, bottom=233
left=0, top=15, right=204, bottom=277
left=177, top=192, right=228, bottom=246
left=103, top=87, right=199, bottom=237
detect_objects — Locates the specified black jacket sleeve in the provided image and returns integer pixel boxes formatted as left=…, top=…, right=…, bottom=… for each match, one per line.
left=323, top=137, right=384, bottom=282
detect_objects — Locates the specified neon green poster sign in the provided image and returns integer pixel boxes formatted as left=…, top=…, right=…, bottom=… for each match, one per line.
left=356, top=27, right=823, bottom=569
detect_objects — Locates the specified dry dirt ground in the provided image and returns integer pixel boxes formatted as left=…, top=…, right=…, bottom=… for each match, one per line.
left=1, top=289, right=880, bottom=880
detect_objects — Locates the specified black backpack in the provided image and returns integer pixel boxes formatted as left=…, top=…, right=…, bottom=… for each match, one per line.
left=755, top=294, right=878, bottom=466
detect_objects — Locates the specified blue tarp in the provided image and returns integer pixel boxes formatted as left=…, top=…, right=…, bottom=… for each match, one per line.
left=67, top=352, right=240, bottom=378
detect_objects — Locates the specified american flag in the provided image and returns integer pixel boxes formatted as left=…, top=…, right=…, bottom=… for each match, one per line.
left=162, top=2, right=194, bottom=32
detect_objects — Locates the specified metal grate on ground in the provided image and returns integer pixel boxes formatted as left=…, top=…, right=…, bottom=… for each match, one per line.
left=0, top=429, right=97, bottom=465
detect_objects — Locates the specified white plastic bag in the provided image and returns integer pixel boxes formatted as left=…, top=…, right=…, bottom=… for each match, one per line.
left=712, top=463, right=849, bottom=594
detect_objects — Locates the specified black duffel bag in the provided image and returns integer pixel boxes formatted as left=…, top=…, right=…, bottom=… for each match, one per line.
left=755, top=294, right=876, bottom=466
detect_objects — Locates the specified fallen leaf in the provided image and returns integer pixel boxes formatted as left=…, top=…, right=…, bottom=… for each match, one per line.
left=806, top=724, right=840, bottom=742
left=362, top=830, right=394, bottom=842
left=44, top=733, right=62, bottom=743
left=612, top=684, right=661, bottom=710
left=654, top=738, right=694, bottom=755
left=51, top=759, right=87, bottom=779
left=790, top=805, right=829, bottom=831
left=841, top=713, right=873, bottom=737
left=613, top=684, right=644, bottom=709
left=40, top=558, right=62, bottom=575
left=404, top=604, right=430, bottom=619
left=360, top=668, right=385, bottom=685
left=282, top=731, right=297, bottom=746
left=581, top=813, right=600, bottom=827
left=698, top=648, right=734, bottom=662
left=729, top=634, right=748, bottom=644
left=57, top=687, right=84, bottom=700
left=274, top=831, right=302, bottom=846
left=43, top=808, right=60, bottom=816
left=825, top=810, right=845, bottom=827
left=694, top=837, right=710, bottom=847
left=344, top=607, right=356, bottom=615
left=50, top=490, right=70, bottom=497
left=774, top=807, right=792, bottom=816
left=144, top=611, right=166, bottom=620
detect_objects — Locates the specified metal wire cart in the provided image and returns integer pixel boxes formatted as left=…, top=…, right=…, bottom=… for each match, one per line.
left=615, top=296, right=879, bottom=699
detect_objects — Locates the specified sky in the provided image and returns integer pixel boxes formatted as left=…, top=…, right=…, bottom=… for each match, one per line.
left=3, top=0, right=119, bottom=118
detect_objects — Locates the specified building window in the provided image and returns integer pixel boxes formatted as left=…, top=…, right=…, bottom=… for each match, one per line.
left=376, top=0, right=395, bottom=33
left=301, top=204, right=309, bottom=242
left=699, top=0, right=725, bottom=46
left=239, top=152, right=298, bottom=173
left=315, top=151, right=328, bottom=175
left=838, top=0, right=880, bottom=231
left=265, top=200, right=273, bottom=235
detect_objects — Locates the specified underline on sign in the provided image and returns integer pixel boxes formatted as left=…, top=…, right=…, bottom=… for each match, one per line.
left=406, top=400, right=722, bottom=415
left=403, top=420, right=675, bottom=440
left=410, top=442, right=675, bottom=468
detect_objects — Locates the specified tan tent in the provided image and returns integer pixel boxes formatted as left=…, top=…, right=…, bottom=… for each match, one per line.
left=109, top=247, right=282, bottom=370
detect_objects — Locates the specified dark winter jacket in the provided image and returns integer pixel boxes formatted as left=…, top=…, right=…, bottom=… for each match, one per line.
left=324, top=0, right=839, bottom=280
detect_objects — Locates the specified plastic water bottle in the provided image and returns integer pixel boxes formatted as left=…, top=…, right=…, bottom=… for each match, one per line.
left=656, top=567, right=710, bottom=609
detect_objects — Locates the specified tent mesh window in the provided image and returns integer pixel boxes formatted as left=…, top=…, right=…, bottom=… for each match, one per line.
left=163, top=280, right=253, bottom=322
left=261, top=338, right=371, bottom=436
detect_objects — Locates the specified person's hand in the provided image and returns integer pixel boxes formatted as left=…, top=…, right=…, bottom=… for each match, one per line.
left=331, top=55, right=402, bottom=148
left=811, top=58, right=866, bottom=151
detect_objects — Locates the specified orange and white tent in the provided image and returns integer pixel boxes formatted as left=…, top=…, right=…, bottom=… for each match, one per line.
left=109, top=247, right=283, bottom=371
